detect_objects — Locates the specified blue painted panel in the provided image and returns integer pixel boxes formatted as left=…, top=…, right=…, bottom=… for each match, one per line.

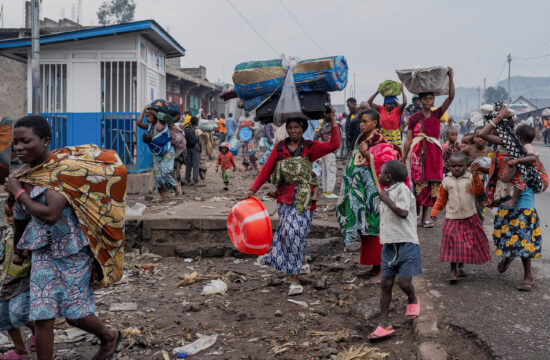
left=69, top=113, right=101, bottom=147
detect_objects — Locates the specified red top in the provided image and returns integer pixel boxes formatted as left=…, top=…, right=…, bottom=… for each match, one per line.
left=377, top=105, right=401, bottom=131
left=250, top=126, right=340, bottom=209
left=217, top=152, right=236, bottom=171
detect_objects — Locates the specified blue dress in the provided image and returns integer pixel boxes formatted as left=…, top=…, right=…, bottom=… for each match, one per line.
left=14, top=186, right=95, bottom=321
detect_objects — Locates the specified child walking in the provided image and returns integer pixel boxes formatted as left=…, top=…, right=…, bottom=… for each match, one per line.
left=431, top=152, right=491, bottom=283
left=369, top=160, right=421, bottom=340
left=216, top=142, right=237, bottom=191
left=0, top=199, right=36, bottom=359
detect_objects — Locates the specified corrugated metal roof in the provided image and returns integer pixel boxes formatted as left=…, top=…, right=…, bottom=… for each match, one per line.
left=0, top=20, right=185, bottom=58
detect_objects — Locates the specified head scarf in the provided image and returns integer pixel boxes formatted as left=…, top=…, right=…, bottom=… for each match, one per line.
left=384, top=96, right=398, bottom=104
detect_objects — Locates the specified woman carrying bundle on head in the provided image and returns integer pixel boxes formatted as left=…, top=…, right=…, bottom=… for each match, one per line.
left=402, top=67, right=455, bottom=228
left=138, top=99, right=181, bottom=202
left=246, top=108, right=340, bottom=296
left=367, top=83, right=408, bottom=147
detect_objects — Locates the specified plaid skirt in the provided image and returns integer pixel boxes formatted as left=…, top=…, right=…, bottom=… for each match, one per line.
left=440, top=215, right=491, bottom=264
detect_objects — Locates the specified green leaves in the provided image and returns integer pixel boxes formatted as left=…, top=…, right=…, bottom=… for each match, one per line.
left=97, top=0, right=136, bottom=26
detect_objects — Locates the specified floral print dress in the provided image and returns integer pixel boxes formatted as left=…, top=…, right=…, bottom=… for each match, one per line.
left=14, top=186, right=95, bottom=321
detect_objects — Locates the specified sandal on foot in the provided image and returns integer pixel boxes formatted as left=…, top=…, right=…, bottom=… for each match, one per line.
left=405, top=297, right=421, bottom=320
left=29, top=335, right=36, bottom=352
left=497, top=258, right=512, bottom=273
left=368, top=325, right=395, bottom=340
left=288, top=284, right=303, bottom=296
left=420, top=220, right=434, bottom=228
left=92, top=330, right=122, bottom=360
left=301, top=264, right=311, bottom=274
left=517, top=281, right=535, bottom=292
left=0, top=350, right=29, bottom=360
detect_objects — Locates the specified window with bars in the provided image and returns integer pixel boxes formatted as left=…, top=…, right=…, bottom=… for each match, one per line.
left=101, top=61, right=138, bottom=113
left=40, top=64, right=67, bottom=113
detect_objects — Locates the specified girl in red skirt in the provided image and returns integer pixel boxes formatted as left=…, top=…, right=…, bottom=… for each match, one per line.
left=431, top=152, right=491, bottom=283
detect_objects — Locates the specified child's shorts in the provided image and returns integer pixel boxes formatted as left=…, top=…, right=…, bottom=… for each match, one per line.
left=0, top=291, right=30, bottom=331
left=381, top=243, right=422, bottom=279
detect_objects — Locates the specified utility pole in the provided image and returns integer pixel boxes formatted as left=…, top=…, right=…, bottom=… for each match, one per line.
left=507, top=53, right=512, bottom=105
left=31, top=0, right=40, bottom=115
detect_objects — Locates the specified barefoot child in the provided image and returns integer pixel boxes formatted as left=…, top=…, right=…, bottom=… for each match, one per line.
left=368, top=160, right=421, bottom=340
left=442, top=127, right=461, bottom=175
left=216, top=142, right=237, bottom=191
left=0, top=199, right=36, bottom=359
left=430, top=153, right=491, bottom=283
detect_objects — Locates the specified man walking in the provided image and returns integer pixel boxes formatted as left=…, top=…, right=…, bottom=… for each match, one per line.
left=345, top=97, right=360, bottom=153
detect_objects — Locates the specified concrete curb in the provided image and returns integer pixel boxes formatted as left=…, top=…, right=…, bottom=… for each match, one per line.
left=412, top=275, right=448, bottom=360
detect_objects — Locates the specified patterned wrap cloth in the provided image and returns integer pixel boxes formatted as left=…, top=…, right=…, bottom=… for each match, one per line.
left=15, top=144, right=127, bottom=289
left=271, top=157, right=313, bottom=215
left=381, top=128, right=402, bottom=147
left=337, top=130, right=402, bottom=245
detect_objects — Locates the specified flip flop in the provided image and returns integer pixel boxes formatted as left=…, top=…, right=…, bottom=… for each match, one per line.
left=420, top=220, right=434, bottom=228
left=29, top=335, right=36, bottom=352
left=517, top=281, right=535, bottom=292
left=368, top=325, right=395, bottom=341
left=405, top=296, right=421, bottom=320
left=92, top=330, right=122, bottom=360
left=288, top=284, right=304, bottom=296
left=0, top=350, right=29, bottom=360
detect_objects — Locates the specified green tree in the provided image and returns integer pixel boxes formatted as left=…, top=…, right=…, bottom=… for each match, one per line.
left=97, top=0, right=136, bottom=25
left=485, top=86, right=508, bottom=104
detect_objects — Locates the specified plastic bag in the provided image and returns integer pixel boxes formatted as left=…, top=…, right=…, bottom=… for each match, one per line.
left=201, top=279, right=227, bottom=295
left=126, top=203, right=146, bottom=217
left=172, top=334, right=218, bottom=355
left=273, top=56, right=309, bottom=127
left=378, top=80, right=401, bottom=97
left=396, top=66, right=449, bottom=96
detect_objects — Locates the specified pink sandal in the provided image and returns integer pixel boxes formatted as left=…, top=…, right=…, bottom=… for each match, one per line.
left=29, top=335, right=36, bottom=352
left=368, top=325, right=395, bottom=340
left=405, top=296, right=421, bottom=320
left=0, top=350, right=29, bottom=360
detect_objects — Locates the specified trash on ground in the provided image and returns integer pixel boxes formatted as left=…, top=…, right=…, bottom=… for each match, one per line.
left=126, top=202, right=147, bottom=216
left=287, top=299, right=308, bottom=308
left=202, top=279, right=228, bottom=295
left=172, top=334, right=218, bottom=355
left=110, top=302, right=138, bottom=311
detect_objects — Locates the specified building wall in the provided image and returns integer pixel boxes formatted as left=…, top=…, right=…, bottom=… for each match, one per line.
left=0, top=57, right=27, bottom=119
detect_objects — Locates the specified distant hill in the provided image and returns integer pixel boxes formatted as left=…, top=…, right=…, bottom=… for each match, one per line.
left=448, top=76, right=550, bottom=119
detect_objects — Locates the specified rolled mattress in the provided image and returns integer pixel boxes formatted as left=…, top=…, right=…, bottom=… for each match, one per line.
left=233, top=56, right=348, bottom=101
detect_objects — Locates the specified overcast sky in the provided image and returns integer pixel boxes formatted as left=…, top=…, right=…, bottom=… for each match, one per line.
left=2, top=0, right=550, bottom=106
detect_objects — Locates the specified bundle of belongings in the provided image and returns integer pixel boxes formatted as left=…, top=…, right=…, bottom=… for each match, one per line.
left=228, top=56, right=348, bottom=125
left=396, top=66, right=449, bottom=96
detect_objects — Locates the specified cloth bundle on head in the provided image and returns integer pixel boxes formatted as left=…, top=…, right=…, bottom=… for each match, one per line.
left=149, top=99, right=175, bottom=124
left=15, top=144, right=127, bottom=289
left=378, top=80, right=401, bottom=97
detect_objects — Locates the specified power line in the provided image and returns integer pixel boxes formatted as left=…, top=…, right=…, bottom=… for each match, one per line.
left=513, top=54, right=550, bottom=61
left=226, top=0, right=280, bottom=55
left=276, top=0, right=326, bottom=55
left=494, top=58, right=508, bottom=86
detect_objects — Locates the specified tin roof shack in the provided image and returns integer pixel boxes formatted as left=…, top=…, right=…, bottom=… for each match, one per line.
left=0, top=20, right=185, bottom=172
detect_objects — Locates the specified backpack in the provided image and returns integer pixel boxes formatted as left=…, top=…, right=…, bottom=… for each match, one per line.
left=184, top=127, right=200, bottom=150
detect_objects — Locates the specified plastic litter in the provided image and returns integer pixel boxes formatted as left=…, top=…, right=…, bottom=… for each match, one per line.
left=126, top=202, right=146, bottom=217
left=110, top=302, right=138, bottom=311
left=172, top=334, right=218, bottom=355
left=201, top=279, right=228, bottom=295
left=287, top=299, right=308, bottom=308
